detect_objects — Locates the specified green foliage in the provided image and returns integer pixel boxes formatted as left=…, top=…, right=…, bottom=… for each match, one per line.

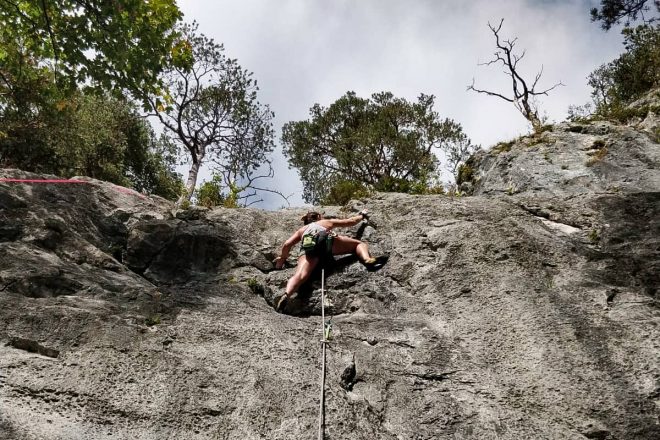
left=445, top=185, right=464, bottom=197
left=196, top=175, right=241, bottom=208
left=567, top=103, right=596, bottom=123
left=456, top=164, right=474, bottom=186
left=282, top=91, right=472, bottom=204
left=223, top=183, right=241, bottom=209
left=246, top=278, right=264, bottom=295
left=128, top=135, right=184, bottom=201
left=149, top=23, right=275, bottom=205
left=0, top=2, right=183, bottom=200
left=196, top=178, right=225, bottom=208
left=322, top=180, right=372, bottom=205
left=588, top=24, right=660, bottom=116
left=444, top=134, right=479, bottom=178
left=420, top=185, right=446, bottom=195
left=0, top=85, right=183, bottom=200
left=0, top=63, right=60, bottom=170
left=588, top=229, right=601, bottom=243
left=598, top=102, right=660, bottom=123
left=408, top=178, right=445, bottom=195
left=590, top=0, right=659, bottom=30
left=0, top=0, right=184, bottom=98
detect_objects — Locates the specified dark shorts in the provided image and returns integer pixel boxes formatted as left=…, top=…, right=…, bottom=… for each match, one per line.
left=299, top=235, right=334, bottom=258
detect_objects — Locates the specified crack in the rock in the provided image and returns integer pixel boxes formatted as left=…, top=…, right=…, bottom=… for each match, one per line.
left=0, top=279, right=17, bottom=292
left=519, top=204, right=584, bottom=230
left=135, top=223, right=181, bottom=276
left=384, top=339, right=416, bottom=349
left=407, top=370, right=460, bottom=382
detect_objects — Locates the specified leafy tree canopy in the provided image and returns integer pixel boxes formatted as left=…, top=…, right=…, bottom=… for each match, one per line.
left=282, top=91, right=474, bottom=205
left=148, top=23, right=276, bottom=206
left=0, top=0, right=184, bottom=96
left=591, top=0, right=659, bottom=30
left=587, top=24, right=660, bottom=114
left=195, top=175, right=241, bottom=208
left=0, top=82, right=183, bottom=200
left=0, top=2, right=185, bottom=200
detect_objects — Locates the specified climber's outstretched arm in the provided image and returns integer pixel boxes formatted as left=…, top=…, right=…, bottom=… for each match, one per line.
left=320, top=210, right=368, bottom=229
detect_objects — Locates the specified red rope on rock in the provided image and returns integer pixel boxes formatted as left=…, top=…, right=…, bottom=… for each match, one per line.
left=0, top=178, right=147, bottom=198
left=0, top=178, right=88, bottom=184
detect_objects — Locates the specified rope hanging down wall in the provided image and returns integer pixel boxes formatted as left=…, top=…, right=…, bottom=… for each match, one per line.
left=318, top=268, right=328, bottom=440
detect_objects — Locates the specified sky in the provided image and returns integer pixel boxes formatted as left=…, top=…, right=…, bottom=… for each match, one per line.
left=175, top=0, right=626, bottom=208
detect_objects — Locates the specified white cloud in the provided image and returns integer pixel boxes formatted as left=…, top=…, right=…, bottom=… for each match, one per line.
left=175, top=0, right=625, bottom=208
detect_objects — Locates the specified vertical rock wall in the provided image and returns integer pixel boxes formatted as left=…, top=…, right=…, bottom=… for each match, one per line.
left=1, top=106, right=659, bottom=440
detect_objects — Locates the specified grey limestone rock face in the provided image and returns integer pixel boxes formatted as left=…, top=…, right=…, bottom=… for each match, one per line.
left=463, top=120, right=659, bottom=198
left=1, top=109, right=659, bottom=439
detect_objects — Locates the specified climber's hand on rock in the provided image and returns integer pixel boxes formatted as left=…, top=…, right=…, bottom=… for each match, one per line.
left=273, top=256, right=286, bottom=269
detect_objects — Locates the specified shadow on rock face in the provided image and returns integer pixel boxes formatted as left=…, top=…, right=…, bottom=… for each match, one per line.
left=0, top=417, right=19, bottom=440
left=593, top=192, right=660, bottom=301
left=125, top=219, right=237, bottom=284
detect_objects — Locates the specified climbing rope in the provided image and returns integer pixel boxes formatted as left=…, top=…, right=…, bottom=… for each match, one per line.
left=318, top=268, right=327, bottom=440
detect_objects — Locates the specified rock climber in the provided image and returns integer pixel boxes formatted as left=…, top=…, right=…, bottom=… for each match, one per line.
left=273, top=210, right=380, bottom=311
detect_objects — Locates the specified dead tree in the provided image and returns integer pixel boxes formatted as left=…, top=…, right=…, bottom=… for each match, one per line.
left=468, top=19, right=563, bottom=133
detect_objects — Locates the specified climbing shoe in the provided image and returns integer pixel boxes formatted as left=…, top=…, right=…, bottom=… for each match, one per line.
left=362, top=255, right=389, bottom=271
left=275, top=293, right=289, bottom=312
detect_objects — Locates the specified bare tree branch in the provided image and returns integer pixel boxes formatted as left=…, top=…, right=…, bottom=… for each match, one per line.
left=467, top=18, right=564, bottom=133
left=39, top=0, right=58, bottom=75
left=467, top=78, right=515, bottom=102
left=146, top=23, right=275, bottom=206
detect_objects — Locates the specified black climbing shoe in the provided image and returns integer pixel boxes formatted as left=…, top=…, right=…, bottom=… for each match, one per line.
left=275, top=293, right=289, bottom=312
left=362, top=255, right=389, bottom=272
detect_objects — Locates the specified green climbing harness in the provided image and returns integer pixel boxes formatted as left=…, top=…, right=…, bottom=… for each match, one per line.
left=301, top=225, right=334, bottom=257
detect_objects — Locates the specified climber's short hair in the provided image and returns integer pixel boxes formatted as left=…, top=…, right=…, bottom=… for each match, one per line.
left=301, top=211, right=322, bottom=225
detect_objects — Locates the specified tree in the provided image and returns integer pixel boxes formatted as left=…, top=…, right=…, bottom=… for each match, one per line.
left=0, top=36, right=60, bottom=170
left=0, top=0, right=184, bottom=97
left=0, top=2, right=183, bottom=200
left=147, top=23, right=276, bottom=206
left=195, top=175, right=242, bottom=208
left=587, top=24, right=660, bottom=114
left=0, top=84, right=183, bottom=200
left=586, top=64, right=615, bottom=111
left=468, top=19, right=563, bottom=133
left=444, top=135, right=479, bottom=180
left=281, top=91, right=473, bottom=205
left=115, top=117, right=183, bottom=201
left=591, top=0, right=659, bottom=30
